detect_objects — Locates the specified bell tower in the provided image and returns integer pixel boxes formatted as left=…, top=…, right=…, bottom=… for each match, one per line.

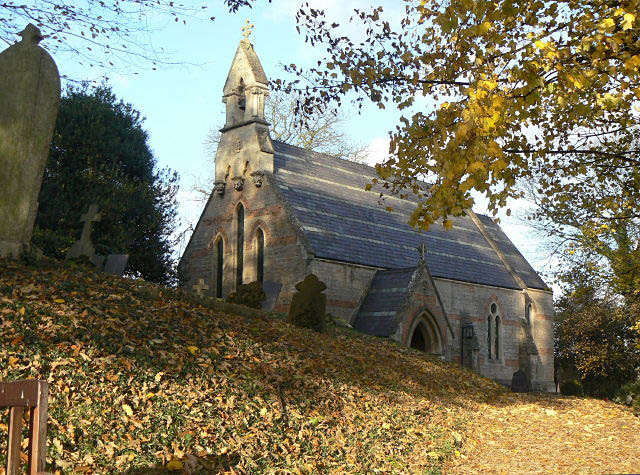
left=214, top=20, right=274, bottom=194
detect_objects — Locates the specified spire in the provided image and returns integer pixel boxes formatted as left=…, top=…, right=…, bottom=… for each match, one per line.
left=213, top=22, right=274, bottom=189
left=222, top=21, right=269, bottom=130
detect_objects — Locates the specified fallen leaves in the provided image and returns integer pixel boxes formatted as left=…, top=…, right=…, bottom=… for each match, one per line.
left=1, top=258, right=639, bottom=474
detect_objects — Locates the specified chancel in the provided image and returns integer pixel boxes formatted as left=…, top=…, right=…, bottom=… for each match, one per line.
left=179, top=25, right=555, bottom=391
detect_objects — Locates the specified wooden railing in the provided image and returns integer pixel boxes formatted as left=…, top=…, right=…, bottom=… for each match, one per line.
left=0, top=380, right=48, bottom=475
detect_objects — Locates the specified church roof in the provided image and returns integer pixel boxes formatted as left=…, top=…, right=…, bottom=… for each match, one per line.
left=271, top=141, right=548, bottom=291
left=352, top=267, right=416, bottom=337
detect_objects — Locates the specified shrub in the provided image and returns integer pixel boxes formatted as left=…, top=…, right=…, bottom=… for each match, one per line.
left=616, top=379, right=640, bottom=415
left=226, top=281, right=266, bottom=309
left=560, top=379, right=583, bottom=396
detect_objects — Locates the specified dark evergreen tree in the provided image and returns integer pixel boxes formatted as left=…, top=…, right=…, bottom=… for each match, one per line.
left=35, top=84, right=179, bottom=285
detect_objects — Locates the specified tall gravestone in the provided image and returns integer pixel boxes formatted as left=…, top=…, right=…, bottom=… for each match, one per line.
left=0, top=24, right=61, bottom=258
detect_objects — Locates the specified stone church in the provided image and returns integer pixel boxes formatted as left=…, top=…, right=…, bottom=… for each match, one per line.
left=179, top=33, right=555, bottom=391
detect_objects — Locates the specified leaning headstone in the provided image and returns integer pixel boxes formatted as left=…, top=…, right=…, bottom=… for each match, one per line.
left=287, top=274, right=327, bottom=332
left=0, top=24, right=61, bottom=258
left=261, top=281, right=282, bottom=311
left=103, top=254, right=129, bottom=277
left=511, top=369, right=532, bottom=393
left=66, top=204, right=101, bottom=261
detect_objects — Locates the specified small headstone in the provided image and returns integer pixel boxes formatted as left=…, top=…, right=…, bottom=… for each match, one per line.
left=193, top=278, right=209, bottom=297
left=67, top=204, right=101, bottom=260
left=511, top=369, right=532, bottom=393
left=287, top=274, right=327, bottom=332
left=260, top=281, right=282, bottom=311
left=103, top=254, right=129, bottom=277
left=91, top=255, right=106, bottom=269
left=0, top=24, right=61, bottom=258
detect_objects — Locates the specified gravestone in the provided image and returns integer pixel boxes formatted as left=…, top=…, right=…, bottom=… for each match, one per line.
left=0, top=24, right=61, bottom=258
left=193, top=278, right=209, bottom=297
left=104, top=254, right=129, bottom=277
left=287, top=274, right=327, bottom=332
left=260, top=281, right=282, bottom=311
left=66, top=204, right=101, bottom=260
left=511, top=369, right=532, bottom=393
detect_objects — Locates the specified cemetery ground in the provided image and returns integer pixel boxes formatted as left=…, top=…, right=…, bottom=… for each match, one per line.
left=0, top=260, right=638, bottom=474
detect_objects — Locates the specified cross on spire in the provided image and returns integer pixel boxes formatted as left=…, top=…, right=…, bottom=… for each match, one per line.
left=241, top=19, right=254, bottom=42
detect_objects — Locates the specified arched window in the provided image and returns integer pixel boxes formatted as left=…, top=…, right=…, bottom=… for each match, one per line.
left=236, top=204, right=244, bottom=286
left=525, top=302, right=531, bottom=326
left=487, top=315, right=492, bottom=359
left=216, top=237, right=224, bottom=298
left=495, top=315, right=501, bottom=360
left=256, top=228, right=264, bottom=283
left=488, top=302, right=500, bottom=361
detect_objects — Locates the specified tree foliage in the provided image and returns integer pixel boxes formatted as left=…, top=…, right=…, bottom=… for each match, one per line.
left=35, top=84, right=179, bottom=285
left=554, top=267, right=640, bottom=398
left=283, top=1, right=640, bottom=231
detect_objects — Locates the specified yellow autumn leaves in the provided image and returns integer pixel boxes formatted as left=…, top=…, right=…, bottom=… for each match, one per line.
left=293, top=0, right=640, bottom=229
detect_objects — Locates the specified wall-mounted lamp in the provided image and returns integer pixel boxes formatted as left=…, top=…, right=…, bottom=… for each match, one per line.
left=462, top=325, right=474, bottom=339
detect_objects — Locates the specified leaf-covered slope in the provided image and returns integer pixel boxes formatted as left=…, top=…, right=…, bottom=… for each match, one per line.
left=1, top=259, right=639, bottom=474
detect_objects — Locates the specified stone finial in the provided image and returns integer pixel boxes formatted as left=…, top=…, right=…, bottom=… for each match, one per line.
left=417, top=242, right=427, bottom=263
left=241, top=19, right=254, bottom=42
left=19, top=24, right=43, bottom=44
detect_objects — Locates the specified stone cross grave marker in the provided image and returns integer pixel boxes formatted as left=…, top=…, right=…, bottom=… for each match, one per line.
left=193, top=278, right=209, bottom=296
left=0, top=24, right=61, bottom=258
left=288, top=274, right=327, bottom=331
left=67, top=204, right=101, bottom=260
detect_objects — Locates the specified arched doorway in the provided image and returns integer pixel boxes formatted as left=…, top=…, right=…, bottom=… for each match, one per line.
left=408, top=311, right=444, bottom=356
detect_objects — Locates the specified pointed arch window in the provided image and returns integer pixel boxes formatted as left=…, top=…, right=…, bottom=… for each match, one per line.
left=495, top=315, right=501, bottom=360
left=236, top=204, right=244, bottom=286
left=487, top=315, right=492, bottom=360
left=216, top=237, right=224, bottom=298
left=487, top=302, right=502, bottom=362
left=256, top=228, right=264, bottom=284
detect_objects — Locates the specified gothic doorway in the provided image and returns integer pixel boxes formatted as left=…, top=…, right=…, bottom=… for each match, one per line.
left=409, top=311, right=444, bottom=356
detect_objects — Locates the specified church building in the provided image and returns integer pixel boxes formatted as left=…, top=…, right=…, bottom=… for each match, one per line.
left=179, top=32, right=555, bottom=391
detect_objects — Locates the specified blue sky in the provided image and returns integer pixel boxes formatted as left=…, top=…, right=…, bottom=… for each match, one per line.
left=35, top=0, right=554, bottom=282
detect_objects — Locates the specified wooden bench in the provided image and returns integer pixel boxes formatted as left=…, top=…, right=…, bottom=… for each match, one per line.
left=0, top=380, right=48, bottom=475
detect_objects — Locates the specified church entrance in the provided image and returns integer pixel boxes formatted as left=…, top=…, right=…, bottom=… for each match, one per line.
left=409, top=312, right=443, bottom=355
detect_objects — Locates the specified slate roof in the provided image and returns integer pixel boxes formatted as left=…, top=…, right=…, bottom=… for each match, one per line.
left=352, top=268, right=416, bottom=337
left=271, top=140, right=548, bottom=291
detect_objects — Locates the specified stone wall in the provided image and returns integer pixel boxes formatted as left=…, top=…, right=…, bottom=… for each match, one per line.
left=433, top=277, right=554, bottom=390
left=310, top=259, right=378, bottom=322
left=180, top=172, right=310, bottom=312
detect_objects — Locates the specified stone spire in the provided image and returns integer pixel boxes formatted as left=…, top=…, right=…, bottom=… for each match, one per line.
left=213, top=22, right=274, bottom=191
left=222, top=20, right=269, bottom=129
